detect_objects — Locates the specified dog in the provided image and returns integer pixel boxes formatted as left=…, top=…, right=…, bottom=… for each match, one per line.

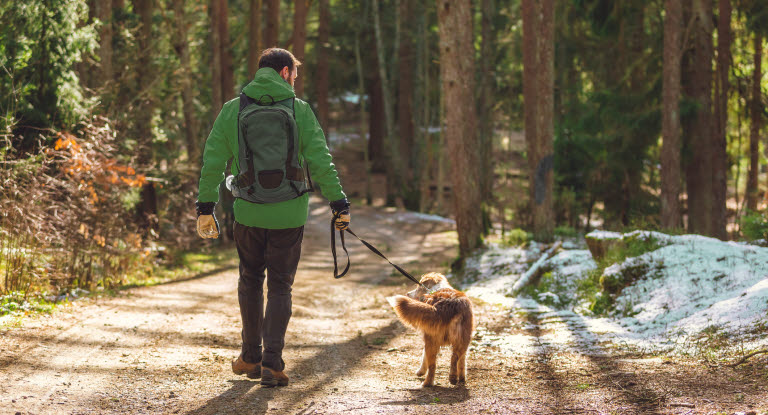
left=387, top=272, right=474, bottom=387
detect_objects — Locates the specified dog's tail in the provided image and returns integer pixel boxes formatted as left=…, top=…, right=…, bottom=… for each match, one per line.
left=386, top=295, right=442, bottom=335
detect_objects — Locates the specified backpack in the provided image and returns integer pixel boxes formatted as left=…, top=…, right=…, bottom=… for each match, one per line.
left=228, top=92, right=312, bottom=203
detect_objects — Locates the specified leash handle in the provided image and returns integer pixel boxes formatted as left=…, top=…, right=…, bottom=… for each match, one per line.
left=331, top=213, right=351, bottom=279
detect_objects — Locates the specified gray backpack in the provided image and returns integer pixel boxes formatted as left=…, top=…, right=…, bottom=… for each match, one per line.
left=227, top=92, right=312, bottom=203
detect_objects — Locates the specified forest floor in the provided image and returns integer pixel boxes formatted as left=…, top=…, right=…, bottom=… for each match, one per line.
left=1, top=197, right=767, bottom=415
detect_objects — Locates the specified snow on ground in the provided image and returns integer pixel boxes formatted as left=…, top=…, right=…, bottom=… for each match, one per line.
left=460, top=232, right=768, bottom=357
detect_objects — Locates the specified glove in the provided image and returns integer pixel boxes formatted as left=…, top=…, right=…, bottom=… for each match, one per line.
left=330, top=198, right=350, bottom=231
left=196, top=201, right=220, bottom=239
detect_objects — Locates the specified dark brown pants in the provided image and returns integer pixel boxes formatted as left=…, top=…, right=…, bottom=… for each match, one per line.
left=234, top=221, right=304, bottom=371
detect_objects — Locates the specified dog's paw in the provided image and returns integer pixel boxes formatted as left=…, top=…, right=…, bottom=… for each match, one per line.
left=449, top=375, right=458, bottom=385
left=415, top=369, right=426, bottom=377
left=421, top=381, right=434, bottom=388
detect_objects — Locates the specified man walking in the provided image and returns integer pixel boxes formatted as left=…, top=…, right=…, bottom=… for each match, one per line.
left=195, top=48, right=350, bottom=387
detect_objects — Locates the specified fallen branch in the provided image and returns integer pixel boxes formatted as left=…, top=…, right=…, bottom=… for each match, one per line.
left=728, top=349, right=768, bottom=367
left=509, top=241, right=563, bottom=296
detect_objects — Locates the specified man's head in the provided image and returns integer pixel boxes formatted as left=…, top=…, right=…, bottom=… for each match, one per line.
left=258, top=48, right=301, bottom=87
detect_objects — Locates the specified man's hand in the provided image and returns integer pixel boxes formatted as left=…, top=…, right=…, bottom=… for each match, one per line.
left=196, top=201, right=219, bottom=239
left=330, top=198, right=350, bottom=231
left=197, top=215, right=220, bottom=239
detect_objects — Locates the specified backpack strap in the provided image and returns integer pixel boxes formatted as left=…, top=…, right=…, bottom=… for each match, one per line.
left=236, top=92, right=258, bottom=188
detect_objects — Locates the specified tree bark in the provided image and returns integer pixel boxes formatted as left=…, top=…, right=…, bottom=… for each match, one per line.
left=398, top=0, right=418, bottom=210
left=316, top=0, right=330, bottom=129
left=711, top=0, right=730, bottom=239
left=367, top=56, right=386, bottom=173
left=172, top=0, right=199, bottom=166
left=437, top=0, right=483, bottom=256
left=479, top=0, right=495, bottom=230
left=354, top=35, right=372, bottom=206
left=747, top=33, right=763, bottom=211
left=522, top=0, right=538, bottom=231
left=535, top=0, right=555, bottom=242
left=218, top=0, right=234, bottom=102
left=523, top=0, right=554, bottom=242
left=247, top=0, right=262, bottom=78
left=292, top=0, right=307, bottom=97
left=661, top=0, right=683, bottom=230
left=683, top=0, right=714, bottom=236
left=264, top=0, right=279, bottom=48
left=373, top=0, right=401, bottom=206
left=210, top=0, right=222, bottom=112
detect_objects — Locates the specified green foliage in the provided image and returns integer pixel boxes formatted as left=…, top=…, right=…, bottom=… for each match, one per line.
left=554, top=225, right=578, bottom=238
left=504, top=228, right=532, bottom=247
left=588, top=233, right=664, bottom=314
left=0, top=0, right=96, bottom=139
left=740, top=211, right=768, bottom=241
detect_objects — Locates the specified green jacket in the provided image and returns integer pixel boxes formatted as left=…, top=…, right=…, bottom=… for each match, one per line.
left=197, top=67, right=345, bottom=229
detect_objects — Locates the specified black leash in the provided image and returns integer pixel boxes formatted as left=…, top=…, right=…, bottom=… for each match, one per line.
left=331, top=216, right=429, bottom=291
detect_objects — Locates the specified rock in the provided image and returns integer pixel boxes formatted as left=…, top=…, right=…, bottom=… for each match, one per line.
left=584, top=231, right=623, bottom=261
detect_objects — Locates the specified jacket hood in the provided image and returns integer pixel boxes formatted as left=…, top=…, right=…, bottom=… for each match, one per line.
left=242, top=67, right=296, bottom=102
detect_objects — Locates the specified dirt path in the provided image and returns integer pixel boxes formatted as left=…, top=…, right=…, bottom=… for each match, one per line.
left=1, top=199, right=766, bottom=415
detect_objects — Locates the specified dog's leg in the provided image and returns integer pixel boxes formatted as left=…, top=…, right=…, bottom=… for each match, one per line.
left=457, top=347, right=467, bottom=383
left=416, top=349, right=428, bottom=377
left=422, top=336, right=439, bottom=387
left=449, top=348, right=460, bottom=385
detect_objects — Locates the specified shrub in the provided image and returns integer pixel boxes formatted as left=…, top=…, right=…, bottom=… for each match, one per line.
left=740, top=211, right=768, bottom=242
left=504, top=228, right=532, bottom=246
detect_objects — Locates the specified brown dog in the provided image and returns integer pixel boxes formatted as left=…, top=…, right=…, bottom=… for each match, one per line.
left=387, top=272, right=474, bottom=387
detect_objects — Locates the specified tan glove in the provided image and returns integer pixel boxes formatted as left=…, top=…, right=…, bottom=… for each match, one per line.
left=334, top=211, right=350, bottom=231
left=197, top=214, right=220, bottom=239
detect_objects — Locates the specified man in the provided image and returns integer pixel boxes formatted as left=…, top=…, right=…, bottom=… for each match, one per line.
left=195, top=48, right=350, bottom=387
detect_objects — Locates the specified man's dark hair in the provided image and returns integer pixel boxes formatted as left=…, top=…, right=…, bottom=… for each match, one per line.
left=258, top=48, right=302, bottom=73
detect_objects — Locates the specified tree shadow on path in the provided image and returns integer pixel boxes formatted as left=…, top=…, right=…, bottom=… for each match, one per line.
left=187, top=321, right=402, bottom=415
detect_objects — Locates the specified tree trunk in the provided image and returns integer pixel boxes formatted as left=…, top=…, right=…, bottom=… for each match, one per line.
left=437, top=0, right=483, bottom=256
left=683, top=0, right=714, bottom=236
left=132, top=0, right=157, bottom=234
left=355, top=36, right=372, bottom=206
left=747, top=33, right=763, bottom=212
left=172, top=0, right=199, bottom=166
left=661, top=0, right=683, bottom=230
left=247, top=0, right=262, bottom=78
left=373, top=0, right=401, bottom=207
left=292, top=0, right=307, bottom=97
left=218, top=0, right=234, bottom=102
left=210, top=0, right=222, bottom=112
left=522, top=0, right=538, bottom=231
left=534, top=0, right=555, bottom=242
left=711, top=0, right=730, bottom=239
left=95, top=0, right=112, bottom=86
left=316, top=0, right=330, bottom=129
left=479, top=0, right=496, bottom=232
left=523, top=0, right=554, bottom=242
left=367, top=58, right=386, bottom=173
left=264, top=0, right=279, bottom=48
left=398, top=0, right=418, bottom=210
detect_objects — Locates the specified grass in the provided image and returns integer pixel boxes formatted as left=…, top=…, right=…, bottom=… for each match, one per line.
left=0, top=246, right=239, bottom=323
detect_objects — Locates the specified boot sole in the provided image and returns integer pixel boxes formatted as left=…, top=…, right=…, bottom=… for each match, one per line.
left=260, top=371, right=288, bottom=387
left=232, top=366, right=261, bottom=379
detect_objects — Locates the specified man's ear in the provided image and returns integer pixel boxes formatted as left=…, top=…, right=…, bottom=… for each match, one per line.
left=279, top=66, right=290, bottom=81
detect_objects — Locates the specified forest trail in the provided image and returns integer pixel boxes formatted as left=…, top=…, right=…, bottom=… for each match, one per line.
left=1, top=198, right=766, bottom=415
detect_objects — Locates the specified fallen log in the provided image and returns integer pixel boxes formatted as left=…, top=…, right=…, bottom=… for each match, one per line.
left=509, top=241, right=562, bottom=296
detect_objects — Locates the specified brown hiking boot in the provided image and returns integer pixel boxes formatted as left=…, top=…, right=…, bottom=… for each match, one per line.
left=231, top=356, right=261, bottom=379
left=260, top=366, right=289, bottom=387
